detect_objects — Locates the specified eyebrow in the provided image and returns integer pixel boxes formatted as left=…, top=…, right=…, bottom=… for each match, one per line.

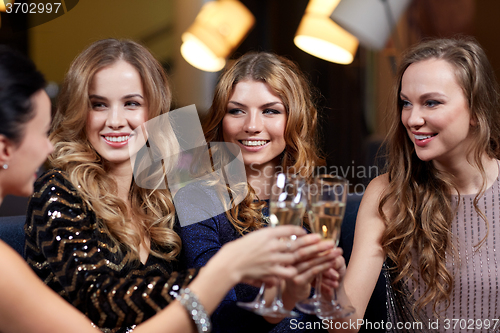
left=123, top=94, right=144, bottom=99
left=228, top=101, right=284, bottom=108
left=89, top=94, right=144, bottom=100
left=89, top=94, right=106, bottom=100
left=399, top=92, right=446, bottom=100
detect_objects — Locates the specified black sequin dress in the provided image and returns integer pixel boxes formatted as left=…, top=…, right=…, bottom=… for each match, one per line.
left=24, top=169, right=198, bottom=333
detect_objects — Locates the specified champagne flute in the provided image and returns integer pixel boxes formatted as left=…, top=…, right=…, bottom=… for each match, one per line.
left=266, top=173, right=307, bottom=317
left=296, top=175, right=355, bottom=319
left=237, top=173, right=306, bottom=317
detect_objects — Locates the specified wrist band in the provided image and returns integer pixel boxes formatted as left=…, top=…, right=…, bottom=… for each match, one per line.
left=177, top=288, right=212, bottom=333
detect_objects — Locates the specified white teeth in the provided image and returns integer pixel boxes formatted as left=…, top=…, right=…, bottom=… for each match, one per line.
left=241, top=140, right=268, bottom=146
left=415, top=134, right=433, bottom=140
left=104, top=136, right=129, bottom=143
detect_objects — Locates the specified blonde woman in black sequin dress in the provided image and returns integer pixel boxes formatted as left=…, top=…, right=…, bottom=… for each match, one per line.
left=22, top=39, right=342, bottom=333
left=331, top=37, right=500, bottom=333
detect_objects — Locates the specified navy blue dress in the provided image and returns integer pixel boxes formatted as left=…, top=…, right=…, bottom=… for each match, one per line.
left=175, top=183, right=328, bottom=333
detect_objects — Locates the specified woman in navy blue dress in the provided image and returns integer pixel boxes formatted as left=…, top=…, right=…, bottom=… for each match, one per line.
left=177, top=52, right=342, bottom=333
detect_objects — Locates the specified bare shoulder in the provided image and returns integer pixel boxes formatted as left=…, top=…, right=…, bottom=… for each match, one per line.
left=358, top=174, right=390, bottom=217
left=342, top=175, right=388, bottom=320
left=0, top=240, right=35, bottom=284
left=0, top=241, right=96, bottom=333
left=353, top=174, right=391, bottom=249
left=364, top=173, right=389, bottom=197
left=0, top=240, right=23, bottom=266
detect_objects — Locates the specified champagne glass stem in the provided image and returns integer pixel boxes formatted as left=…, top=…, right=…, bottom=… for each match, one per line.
left=295, top=271, right=323, bottom=314
left=270, top=279, right=285, bottom=309
left=255, top=234, right=298, bottom=318
left=313, top=272, right=322, bottom=302
left=236, top=282, right=267, bottom=311
left=256, top=283, right=266, bottom=306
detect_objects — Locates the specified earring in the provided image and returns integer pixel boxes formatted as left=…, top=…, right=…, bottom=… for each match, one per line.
left=2, top=164, right=8, bottom=170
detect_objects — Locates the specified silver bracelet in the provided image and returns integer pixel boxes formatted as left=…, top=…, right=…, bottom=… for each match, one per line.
left=177, top=288, right=211, bottom=333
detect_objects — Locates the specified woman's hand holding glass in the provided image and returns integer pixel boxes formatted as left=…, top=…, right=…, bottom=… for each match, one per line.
left=236, top=173, right=347, bottom=319
left=215, top=225, right=307, bottom=285
left=317, top=254, right=347, bottom=294
left=213, top=223, right=340, bottom=287
left=296, top=175, right=355, bottom=319
left=237, top=173, right=308, bottom=317
left=281, top=240, right=344, bottom=309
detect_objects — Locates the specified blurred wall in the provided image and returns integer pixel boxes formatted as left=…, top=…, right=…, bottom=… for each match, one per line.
left=29, top=0, right=175, bottom=83
left=475, top=0, right=500, bottom=80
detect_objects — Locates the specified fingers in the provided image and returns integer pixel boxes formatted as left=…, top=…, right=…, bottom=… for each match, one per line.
left=269, top=237, right=344, bottom=271
left=231, top=228, right=345, bottom=285
left=321, top=276, right=337, bottom=289
left=293, top=238, right=335, bottom=262
left=321, top=283, right=335, bottom=297
left=293, top=261, right=337, bottom=286
left=322, top=268, right=341, bottom=287
left=332, top=250, right=346, bottom=276
left=294, top=249, right=338, bottom=274
left=269, top=265, right=299, bottom=280
left=261, top=276, right=280, bottom=288
left=323, top=268, right=339, bottom=281
left=262, top=233, right=320, bottom=258
left=320, top=256, right=347, bottom=290
left=241, top=276, right=279, bottom=288
left=292, top=233, right=321, bottom=249
left=286, top=246, right=346, bottom=288
left=257, top=225, right=306, bottom=239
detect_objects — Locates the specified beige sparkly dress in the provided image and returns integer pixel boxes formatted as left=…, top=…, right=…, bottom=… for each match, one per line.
left=385, top=174, right=500, bottom=333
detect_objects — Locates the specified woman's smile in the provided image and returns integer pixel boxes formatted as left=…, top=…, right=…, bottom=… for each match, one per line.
left=222, top=80, right=287, bottom=171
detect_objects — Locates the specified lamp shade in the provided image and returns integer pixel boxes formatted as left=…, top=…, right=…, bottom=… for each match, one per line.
left=181, top=0, right=255, bottom=72
left=0, top=0, right=14, bottom=12
left=294, top=0, right=358, bottom=65
left=330, top=0, right=412, bottom=50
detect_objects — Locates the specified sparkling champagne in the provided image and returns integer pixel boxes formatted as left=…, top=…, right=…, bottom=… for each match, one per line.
left=310, top=201, right=345, bottom=245
left=270, top=202, right=306, bottom=227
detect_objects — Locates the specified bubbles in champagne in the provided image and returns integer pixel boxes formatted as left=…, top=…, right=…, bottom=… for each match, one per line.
left=310, top=201, right=345, bottom=245
left=270, top=202, right=306, bottom=226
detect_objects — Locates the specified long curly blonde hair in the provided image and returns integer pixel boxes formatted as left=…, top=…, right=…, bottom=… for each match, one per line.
left=203, top=52, right=325, bottom=234
left=380, top=37, right=500, bottom=314
left=50, top=39, right=180, bottom=263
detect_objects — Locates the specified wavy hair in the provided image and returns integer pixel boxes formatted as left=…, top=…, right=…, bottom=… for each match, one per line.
left=380, top=37, right=500, bottom=314
left=50, top=39, right=180, bottom=263
left=203, top=52, right=324, bottom=234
